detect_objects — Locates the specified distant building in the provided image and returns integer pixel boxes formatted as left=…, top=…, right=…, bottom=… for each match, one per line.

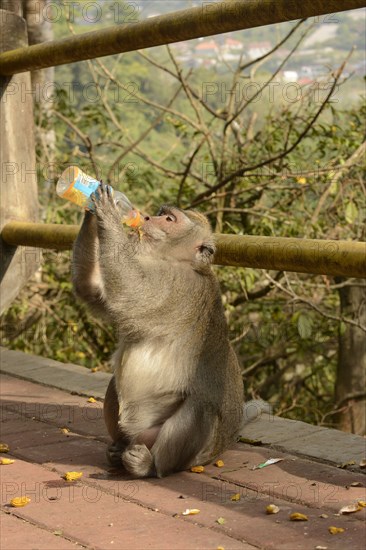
left=194, top=39, right=219, bottom=67
left=221, top=37, right=244, bottom=62
left=223, top=38, right=243, bottom=51
left=248, top=41, right=272, bottom=59
left=195, top=39, right=220, bottom=55
left=194, top=37, right=244, bottom=66
left=172, top=41, right=191, bottom=53
left=283, top=70, right=298, bottom=82
left=300, top=65, right=327, bottom=78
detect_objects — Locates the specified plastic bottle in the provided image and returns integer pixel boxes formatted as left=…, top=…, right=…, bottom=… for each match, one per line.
left=56, top=166, right=142, bottom=227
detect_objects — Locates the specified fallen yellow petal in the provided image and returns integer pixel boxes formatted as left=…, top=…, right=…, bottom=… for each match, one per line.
left=339, top=503, right=362, bottom=514
left=0, top=443, right=10, bottom=453
left=230, top=493, right=241, bottom=501
left=182, top=508, right=200, bottom=515
left=266, top=504, right=280, bottom=514
left=214, top=460, right=224, bottom=468
left=328, top=526, right=345, bottom=535
left=10, top=496, right=31, bottom=507
left=63, top=471, right=83, bottom=482
left=289, top=512, right=308, bottom=521
left=338, top=460, right=355, bottom=469
left=60, top=428, right=70, bottom=434
left=297, top=177, right=307, bottom=185
left=358, top=500, right=366, bottom=508
left=0, top=458, right=15, bottom=465
left=190, top=465, right=204, bottom=473
left=87, top=397, right=96, bottom=403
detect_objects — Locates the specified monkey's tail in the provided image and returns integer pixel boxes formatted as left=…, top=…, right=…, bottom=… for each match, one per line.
left=241, top=399, right=272, bottom=427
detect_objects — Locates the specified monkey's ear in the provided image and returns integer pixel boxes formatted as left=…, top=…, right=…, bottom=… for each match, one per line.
left=195, top=240, right=216, bottom=265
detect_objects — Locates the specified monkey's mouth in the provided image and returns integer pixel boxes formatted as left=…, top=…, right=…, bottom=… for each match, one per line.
left=140, top=223, right=165, bottom=241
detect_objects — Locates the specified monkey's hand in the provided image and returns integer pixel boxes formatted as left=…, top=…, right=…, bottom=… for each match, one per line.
left=91, top=182, right=124, bottom=232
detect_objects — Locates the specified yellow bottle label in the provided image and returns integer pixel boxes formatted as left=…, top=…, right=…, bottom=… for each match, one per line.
left=62, top=184, right=88, bottom=207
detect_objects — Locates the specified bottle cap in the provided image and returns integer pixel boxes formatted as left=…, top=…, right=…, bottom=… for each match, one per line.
left=122, top=209, right=143, bottom=228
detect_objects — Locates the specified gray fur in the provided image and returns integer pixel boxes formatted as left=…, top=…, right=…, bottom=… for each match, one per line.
left=72, top=184, right=244, bottom=478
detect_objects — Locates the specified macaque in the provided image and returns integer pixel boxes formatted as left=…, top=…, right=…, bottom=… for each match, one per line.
left=72, top=183, right=244, bottom=478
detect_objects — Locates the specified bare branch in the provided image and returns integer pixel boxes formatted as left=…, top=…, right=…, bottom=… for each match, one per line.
left=107, top=82, right=184, bottom=182
left=138, top=50, right=221, bottom=119
left=310, top=140, right=366, bottom=225
left=239, top=19, right=306, bottom=72
left=264, top=273, right=366, bottom=332
left=166, top=46, right=219, bottom=176
left=52, top=110, right=99, bottom=176
left=95, top=58, right=202, bottom=133
left=225, top=22, right=315, bottom=129
left=177, top=135, right=207, bottom=206
left=231, top=271, right=284, bottom=306
left=191, top=53, right=351, bottom=207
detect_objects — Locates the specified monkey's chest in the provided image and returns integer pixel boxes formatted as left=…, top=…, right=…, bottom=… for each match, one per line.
left=115, top=341, right=190, bottom=401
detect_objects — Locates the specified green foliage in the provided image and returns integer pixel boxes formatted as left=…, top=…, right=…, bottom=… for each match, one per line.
left=0, top=245, right=115, bottom=369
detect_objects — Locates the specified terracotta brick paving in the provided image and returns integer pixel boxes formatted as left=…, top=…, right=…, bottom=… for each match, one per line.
left=1, top=373, right=365, bottom=549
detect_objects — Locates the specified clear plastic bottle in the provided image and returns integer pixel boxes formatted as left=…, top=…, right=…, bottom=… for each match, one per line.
left=56, top=166, right=142, bottom=227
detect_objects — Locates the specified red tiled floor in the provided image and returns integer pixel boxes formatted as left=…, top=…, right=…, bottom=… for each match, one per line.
left=1, top=373, right=365, bottom=549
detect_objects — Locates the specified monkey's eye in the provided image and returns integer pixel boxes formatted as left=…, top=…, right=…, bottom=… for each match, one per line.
left=165, top=214, right=176, bottom=222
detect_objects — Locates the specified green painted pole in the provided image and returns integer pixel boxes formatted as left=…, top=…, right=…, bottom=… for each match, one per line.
left=214, top=234, right=366, bottom=278
left=2, top=221, right=79, bottom=251
left=0, top=0, right=365, bottom=75
left=2, top=221, right=365, bottom=278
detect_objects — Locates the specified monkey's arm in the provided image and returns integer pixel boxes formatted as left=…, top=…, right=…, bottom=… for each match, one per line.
left=90, top=184, right=162, bottom=314
left=72, top=211, right=110, bottom=319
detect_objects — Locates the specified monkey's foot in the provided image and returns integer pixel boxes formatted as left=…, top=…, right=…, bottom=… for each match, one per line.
left=106, top=442, right=125, bottom=467
left=122, top=444, right=155, bottom=478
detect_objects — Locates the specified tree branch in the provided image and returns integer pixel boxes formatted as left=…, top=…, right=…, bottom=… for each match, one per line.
left=191, top=53, right=351, bottom=207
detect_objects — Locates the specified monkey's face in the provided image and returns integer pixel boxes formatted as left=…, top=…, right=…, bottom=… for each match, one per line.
left=141, top=206, right=216, bottom=267
left=142, top=206, right=191, bottom=240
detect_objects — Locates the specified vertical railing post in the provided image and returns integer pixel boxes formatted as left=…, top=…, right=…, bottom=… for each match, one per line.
left=0, top=1, right=39, bottom=314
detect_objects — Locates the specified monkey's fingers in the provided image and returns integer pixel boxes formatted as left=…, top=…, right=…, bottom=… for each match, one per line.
left=91, top=182, right=106, bottom=203
left=91, top=184, right=125, bottom=232
left=101, top=182, right=113, bottom=201
left=90, top=183, right=114, bottom=210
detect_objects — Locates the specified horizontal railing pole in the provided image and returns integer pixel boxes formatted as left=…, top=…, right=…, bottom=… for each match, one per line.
left=2, top=221, right=79, bottom=251
left=0, top=0, right=365, bottom=75
left=2, top=221, right=365, bottom=278
left=214, top=234, right=366, bottom=278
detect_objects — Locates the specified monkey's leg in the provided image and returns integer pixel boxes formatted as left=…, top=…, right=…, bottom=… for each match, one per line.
left=122, top=399, right=212, bottom=478
left=104, top=376, right=129, bottom=466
